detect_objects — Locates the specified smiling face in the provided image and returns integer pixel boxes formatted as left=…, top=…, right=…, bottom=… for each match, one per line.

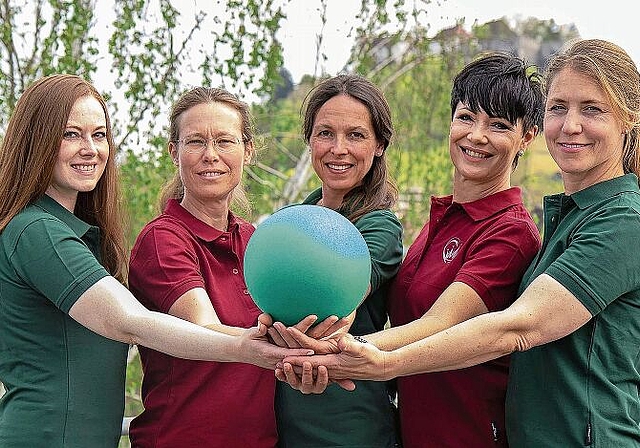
left=46, top=95, right=109, bottom=211
left=449, top=101, right=535, bottom=200
left=544, top=67, right=626, bottom=194
left=309, top=94, right=383, bottom=207
left=169, top=101, right=251, bottom=211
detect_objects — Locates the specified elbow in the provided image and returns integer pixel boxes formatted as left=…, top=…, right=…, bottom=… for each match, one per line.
left=511, top=333, right=537, bottom=352
left=101, top=305, right=149, bottom=346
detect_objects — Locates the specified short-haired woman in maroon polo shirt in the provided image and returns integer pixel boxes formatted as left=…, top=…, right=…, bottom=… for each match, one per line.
left=276, top=53, right=545, bottom=447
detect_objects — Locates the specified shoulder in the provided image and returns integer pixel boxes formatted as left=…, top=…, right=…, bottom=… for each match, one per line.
left=2, top=205, right=72, bottom=249
left=135, top=213, right=192, bottom=241
left=355, top=208, right=402, bottom=231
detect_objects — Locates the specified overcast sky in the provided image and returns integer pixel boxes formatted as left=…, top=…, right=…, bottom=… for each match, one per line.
left=278, top=0, right=640, bottom=82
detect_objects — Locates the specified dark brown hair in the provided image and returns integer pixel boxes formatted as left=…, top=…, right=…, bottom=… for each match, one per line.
left=301, top=74, right=398, bottom=222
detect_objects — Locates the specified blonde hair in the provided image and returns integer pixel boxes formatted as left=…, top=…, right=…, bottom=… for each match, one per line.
left=158, top=87, right=256, bottom=215
left=545, top=38, right=640, bottom=177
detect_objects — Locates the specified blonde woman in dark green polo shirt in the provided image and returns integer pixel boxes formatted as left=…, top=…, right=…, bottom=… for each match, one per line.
left=281, top=38, right=640, bottom=447
left=0, top=75, right=311, bottom=448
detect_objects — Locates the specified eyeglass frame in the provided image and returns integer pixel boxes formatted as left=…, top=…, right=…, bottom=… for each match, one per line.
left=172, top=135, right=246, bottom=154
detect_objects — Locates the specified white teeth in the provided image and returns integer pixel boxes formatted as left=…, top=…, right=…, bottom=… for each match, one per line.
left=464, top=149, right=489, bottom=158
left=327, top=163, right=350, bottom=171
left=200, top=171, right=223, bottom=177
left=72, top=164, right=95, bottom=171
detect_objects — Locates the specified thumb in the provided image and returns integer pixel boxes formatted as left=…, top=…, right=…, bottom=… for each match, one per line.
left=337, top=334, right=359, bottom=353
left=258, top=312, right=273, bottom=327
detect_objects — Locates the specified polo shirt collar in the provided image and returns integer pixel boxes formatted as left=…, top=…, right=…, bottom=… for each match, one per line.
left=36, top=194, right=92, bottom=237
left=569, top=173, right=639, bottom=209
left=452, top=187, right=524, bottom=221
left=165, top=198, right=238, bottom=242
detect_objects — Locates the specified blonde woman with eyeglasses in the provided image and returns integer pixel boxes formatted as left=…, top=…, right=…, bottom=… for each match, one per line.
left=127, top=87, right=303, bottom=448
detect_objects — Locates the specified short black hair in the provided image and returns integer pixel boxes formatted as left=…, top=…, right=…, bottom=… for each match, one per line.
left=450, top=52, right=545, bottom=135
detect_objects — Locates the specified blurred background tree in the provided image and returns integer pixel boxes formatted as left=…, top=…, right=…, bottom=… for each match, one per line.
left=0, top=1, right=574, bottom=445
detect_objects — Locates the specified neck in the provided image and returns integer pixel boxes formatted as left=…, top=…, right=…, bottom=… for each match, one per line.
left=180, top=197, right=229, bottom=231
left=452, top=173, right=511, bottom=203
left=318, top=191, right=344, bottom=210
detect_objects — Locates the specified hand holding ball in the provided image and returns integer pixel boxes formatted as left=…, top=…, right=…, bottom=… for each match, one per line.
left=243, top=205, right=371, bottom=326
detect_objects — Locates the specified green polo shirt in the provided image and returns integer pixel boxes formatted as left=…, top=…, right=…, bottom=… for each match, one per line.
left=275, top=188, right=403, bottom=448
left=0, top=195, right=128, bottom=448
left=506, top=174, right=640, bottom=447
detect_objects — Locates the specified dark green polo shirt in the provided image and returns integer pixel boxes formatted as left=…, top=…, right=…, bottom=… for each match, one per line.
left=275, top=188, right=403, bottom=448
left=0, top=195, right=128, bottom=448
left=506, top=174, right=640, bottom=447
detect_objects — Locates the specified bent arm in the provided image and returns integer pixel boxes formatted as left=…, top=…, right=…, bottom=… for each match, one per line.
left=283, top=274, right=592, bottom=381
left=368, top=282, right=488, bottom=351
left=168, top=287, right=244, bottom=336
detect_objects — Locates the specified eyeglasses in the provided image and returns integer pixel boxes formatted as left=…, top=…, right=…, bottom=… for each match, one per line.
left=174, top=135, right=243, bottom=154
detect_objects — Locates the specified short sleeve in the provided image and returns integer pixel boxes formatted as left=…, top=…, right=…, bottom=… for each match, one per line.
left=129, top=223, right=205, bottom=312
left=456, top=219, right=541, bottom=311
left=546, top=205, right=640, bottom=314
left=7, top=218, right=109, bottom=313
left=356, top=210, right=403, bottom=292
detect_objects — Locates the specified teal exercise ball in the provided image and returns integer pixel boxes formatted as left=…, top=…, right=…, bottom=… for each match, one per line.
left=244, top=204, right=371, bottom=326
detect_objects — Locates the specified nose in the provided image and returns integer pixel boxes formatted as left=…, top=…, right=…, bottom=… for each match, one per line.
left=467, top=123, right=488, bottom=144
left=561, top=109, right=582, bottom=134
left=330, top=135, right=349, bottom=155
left=202, top=140, right=221, bottom=161
left=79, top=137, right=99, bottom=155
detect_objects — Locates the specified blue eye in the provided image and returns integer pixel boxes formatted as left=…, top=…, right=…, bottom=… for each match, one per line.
left=63, top=131, right=81, bottom=140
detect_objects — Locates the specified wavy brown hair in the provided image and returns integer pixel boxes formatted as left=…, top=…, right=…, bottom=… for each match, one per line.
left=301, top=74, right=398, bottom=222
left=158, top=87, right=256, bottom=215
left=0, top=74, right=128, bottom=283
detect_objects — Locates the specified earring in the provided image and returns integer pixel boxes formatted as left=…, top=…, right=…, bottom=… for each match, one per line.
left=517, top=149, right=524, bottom=157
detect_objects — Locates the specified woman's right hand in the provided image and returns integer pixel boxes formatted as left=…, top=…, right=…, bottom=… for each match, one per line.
left=265, top=313, right=349, bottom=354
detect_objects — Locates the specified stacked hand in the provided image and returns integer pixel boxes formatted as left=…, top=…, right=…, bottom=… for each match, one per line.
left=237, top=313, right=314, bottom=369
left=262, top=312, right=388, bottom=394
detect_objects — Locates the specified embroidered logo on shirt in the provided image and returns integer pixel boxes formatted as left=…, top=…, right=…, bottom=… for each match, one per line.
left=442, top=238, right=461, bottom=263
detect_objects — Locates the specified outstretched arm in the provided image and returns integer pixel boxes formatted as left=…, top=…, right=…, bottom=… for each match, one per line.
left=69, top=276, right=313, bottom=369
left=282, top=274, right=592, bottom=381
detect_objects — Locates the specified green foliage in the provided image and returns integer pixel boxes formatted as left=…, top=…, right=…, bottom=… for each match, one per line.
left=118, top=142, right=175, bottom=244
left=0, top=0, right=99, bottom=116
left=0, top=1, right=573, bottom=440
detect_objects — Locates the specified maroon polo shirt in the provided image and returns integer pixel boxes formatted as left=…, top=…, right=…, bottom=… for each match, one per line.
left=389, top=187, right=540, bottom=448
left=128, top=199, right=277, bottom=448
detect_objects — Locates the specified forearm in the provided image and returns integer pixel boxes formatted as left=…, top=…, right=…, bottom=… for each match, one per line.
left=70, top=277, right=243, bottom=362
left=385, top=310, right=518, bottom=378
left=204, top=322, right=245, bottom=336
left=367, top=317, right=442, bottom=351
left=128, top=310, right=244, bottom=362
